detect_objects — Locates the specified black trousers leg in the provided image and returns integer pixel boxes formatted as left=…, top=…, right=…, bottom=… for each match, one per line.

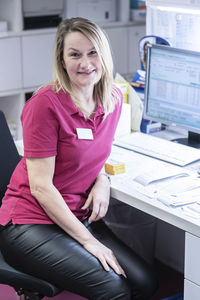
left=0, top=220, right=158, bottom=300
left=89, top=220, right=158, bottom=299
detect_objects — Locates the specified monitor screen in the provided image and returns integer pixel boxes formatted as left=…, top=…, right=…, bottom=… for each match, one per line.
left=144, top=44, right=200, bottom=147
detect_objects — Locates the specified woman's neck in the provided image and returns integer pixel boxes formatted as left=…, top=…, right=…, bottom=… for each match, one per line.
left=71, top=87, right=97, bottom=118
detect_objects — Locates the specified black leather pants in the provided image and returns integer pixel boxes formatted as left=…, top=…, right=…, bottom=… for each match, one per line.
left=0, top=219, right=158, bottom=300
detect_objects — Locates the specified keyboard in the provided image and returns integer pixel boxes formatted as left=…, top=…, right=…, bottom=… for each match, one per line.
left=114, top=132, right=200, bottom=166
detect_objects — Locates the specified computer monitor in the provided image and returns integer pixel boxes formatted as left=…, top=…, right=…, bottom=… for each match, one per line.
left=144, top=44, right=200, bottom=148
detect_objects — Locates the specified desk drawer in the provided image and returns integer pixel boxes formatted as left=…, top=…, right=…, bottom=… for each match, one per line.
left=185, top=232, right=200, bottom=285
left=184, top=279, right=200, bottom=300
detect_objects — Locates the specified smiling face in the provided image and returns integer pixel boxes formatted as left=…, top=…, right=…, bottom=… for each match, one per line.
left=62, top=31, right=102, bottom=91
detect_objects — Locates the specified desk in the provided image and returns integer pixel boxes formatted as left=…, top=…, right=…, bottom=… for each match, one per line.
left=109, top=143, right=200, bottom=300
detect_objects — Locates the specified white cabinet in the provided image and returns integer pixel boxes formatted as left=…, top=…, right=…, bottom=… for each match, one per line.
left=128, top=25, right=146, bottom=74
left=184, top=279, right=200, bottom=300
left=22, top=33, right=56, bottom=88
left=104, top=26, right=128, bottom=75
left=184, top=232, right=200, bottom=300
left=104, top=24, right=146, bottom=76
left=0, top=37, right=22, bottom=91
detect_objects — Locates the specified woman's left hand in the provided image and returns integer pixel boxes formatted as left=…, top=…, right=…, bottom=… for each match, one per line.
left=82, top=174, right=110, bottom=223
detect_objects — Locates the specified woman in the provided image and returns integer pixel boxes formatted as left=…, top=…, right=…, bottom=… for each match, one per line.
left=0, top=18, right=158, bottom=299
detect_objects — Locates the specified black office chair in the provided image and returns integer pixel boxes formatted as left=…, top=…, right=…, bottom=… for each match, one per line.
left=0, top=111, right=62, bottom=299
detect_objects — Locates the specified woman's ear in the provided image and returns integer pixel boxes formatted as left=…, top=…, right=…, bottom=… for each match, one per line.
left=62, top=60, right=66, bottom=70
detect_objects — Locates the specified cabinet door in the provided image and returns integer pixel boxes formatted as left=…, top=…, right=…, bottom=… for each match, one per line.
left=104, top=27, right=128, bottom=75
left=184, top=279, right=200, bottom=300
left=0, top=37, right=22, bottom=91
left=22, top=33, right=56, bottom=88
left=185, top=232, right=200, bottom=286
left=128, top=25, right=146, bottom=75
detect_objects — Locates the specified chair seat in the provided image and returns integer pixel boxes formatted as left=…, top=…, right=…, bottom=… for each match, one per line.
left=0, top=251, right=62, bottom=297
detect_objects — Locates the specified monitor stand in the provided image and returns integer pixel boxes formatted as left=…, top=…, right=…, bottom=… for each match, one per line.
left=172, top=131, right=200, bottom=149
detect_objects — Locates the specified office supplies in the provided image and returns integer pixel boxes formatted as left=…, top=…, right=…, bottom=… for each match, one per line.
left=185, top=203, right=200, bottom=214
left=105, top=159, right=126, bottom=175
left=182, top=207, right=200, bottom=220
left=131, top=69, right=145, bottom=89
left=157, top=187, right=200, bottom=207
left=133, top=166, right=188, bottom=186
left=114, top=132, right=200, bottom=166
left=141, top=119, right=161, bottom=134
left=130, top=0, right=146, bottom=22
left=144, top=44, right=200, bottom=148
left=115, top=82, right=129, bottom=103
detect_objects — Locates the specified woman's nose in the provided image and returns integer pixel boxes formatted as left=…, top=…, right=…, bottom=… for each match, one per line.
left=80, top=56, right=91, bottom=69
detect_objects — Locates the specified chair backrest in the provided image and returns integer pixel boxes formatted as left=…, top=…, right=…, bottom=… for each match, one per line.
left=0, top=111, right=21, bottom=204
left=0, top=111, right=63, bottom=299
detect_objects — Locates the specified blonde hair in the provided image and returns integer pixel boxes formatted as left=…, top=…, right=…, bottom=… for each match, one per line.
left=52, top=17, right=118, bottom=117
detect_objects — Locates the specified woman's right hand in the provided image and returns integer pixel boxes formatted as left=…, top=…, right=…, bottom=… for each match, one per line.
left=83, top=238, right=126, bottom=278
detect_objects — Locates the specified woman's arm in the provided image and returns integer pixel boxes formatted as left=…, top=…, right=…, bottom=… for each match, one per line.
left=26, top=157, right=125, bottom=276
left=26, top=156, right=91, bottom=244
left=82, top=171, right=111, bottom=224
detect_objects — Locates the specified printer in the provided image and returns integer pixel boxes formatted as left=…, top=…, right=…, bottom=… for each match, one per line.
left=22, top=0, right=64, bottom=29
left=64, top=0, right=117, bottom=24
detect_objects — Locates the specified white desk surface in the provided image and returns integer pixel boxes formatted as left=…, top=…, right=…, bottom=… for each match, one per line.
left=109, top=144, right=200, bottom=238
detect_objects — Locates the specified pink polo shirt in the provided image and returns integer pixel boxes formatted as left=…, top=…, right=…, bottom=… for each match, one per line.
left=0, top=85, right=123, bottom=225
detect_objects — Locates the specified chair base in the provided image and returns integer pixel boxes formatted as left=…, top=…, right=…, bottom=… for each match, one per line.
left=17, top=288, right=44, bottom=300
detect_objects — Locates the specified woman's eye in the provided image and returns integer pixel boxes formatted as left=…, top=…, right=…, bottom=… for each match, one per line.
left=89, top=50, right=97, bottom=55
left=71, top=52, right=79, bottom=57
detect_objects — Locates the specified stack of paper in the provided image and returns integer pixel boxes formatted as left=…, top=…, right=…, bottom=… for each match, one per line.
left=133, top=165, right=189, bottom=186
left=182, top=203, right=200, bottom=219
left=156, top=177, right=200, bottom=207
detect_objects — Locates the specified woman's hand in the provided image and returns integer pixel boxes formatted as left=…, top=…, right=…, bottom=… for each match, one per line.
left=82, top=174, right=110, bottom=224
left=83, top=237, right=126, bottom=277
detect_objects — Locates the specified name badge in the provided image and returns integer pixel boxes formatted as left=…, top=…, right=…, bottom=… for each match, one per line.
left=76, top=128, right=94, bottom=140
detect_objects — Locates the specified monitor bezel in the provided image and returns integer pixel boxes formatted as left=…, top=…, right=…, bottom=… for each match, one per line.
left=143, top=44, right=200, bottom=135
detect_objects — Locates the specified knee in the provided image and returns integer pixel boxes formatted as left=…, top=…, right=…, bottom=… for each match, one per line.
left=137, top=269, right=159, bottom=299
left=94, top=274, right=132, bottom=300
left=107, top=276, right=132, bottom=300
